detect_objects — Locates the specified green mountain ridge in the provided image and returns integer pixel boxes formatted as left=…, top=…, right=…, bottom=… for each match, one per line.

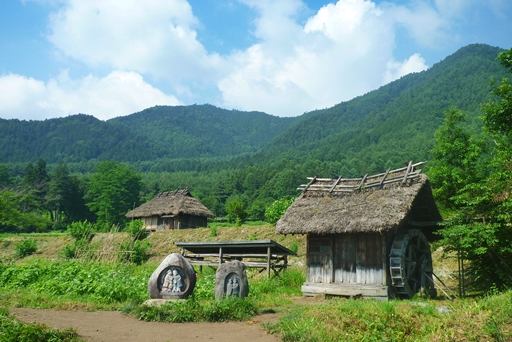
left=0, top=44, right=508, bottom=178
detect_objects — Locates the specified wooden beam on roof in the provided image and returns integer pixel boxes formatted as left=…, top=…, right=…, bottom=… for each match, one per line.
left=402, top=161, right=413, bottom=185
left=329, top=175, right=343, bottom=193
left=355, top=174, right=368, bottom=191
left=378, top=169, right=390, bottom=187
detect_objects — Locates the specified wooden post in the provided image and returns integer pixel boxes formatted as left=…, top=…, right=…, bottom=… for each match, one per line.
left=267, top=246, right=271, bottom=279
left=219, top=247, right=223, bottom=268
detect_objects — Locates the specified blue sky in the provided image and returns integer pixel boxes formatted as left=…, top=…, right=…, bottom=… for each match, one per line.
left=1, top=0, right=511, bottom=120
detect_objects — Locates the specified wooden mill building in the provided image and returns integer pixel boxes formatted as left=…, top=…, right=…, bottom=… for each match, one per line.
left=126, top=189, right=214, bottom=231
left=276, top=162, right=442, bottom=299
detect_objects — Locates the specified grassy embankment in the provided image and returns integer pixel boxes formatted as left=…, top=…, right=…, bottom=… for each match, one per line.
left=1, top=225, right=511, bottom=341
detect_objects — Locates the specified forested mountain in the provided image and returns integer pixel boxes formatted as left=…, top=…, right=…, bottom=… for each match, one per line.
left=0, top=114, right=156, bottom=163
left=0, top=44, right=505, bottom=171
left=249, top=44, right=508, bottom=176
left=1, top=43, right=510, bottom=227
left=0, top=105, right=301, bottom=164
left=108, top=104, right=300, bottom=159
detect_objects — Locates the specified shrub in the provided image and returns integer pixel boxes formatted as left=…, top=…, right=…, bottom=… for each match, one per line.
left=67, top=221, right=94, bottom=241
left=125, top=220, right=148, bottom=240
left=265, top=198, right=294, bottom=224
left=15, top=239, right=37, bottom=258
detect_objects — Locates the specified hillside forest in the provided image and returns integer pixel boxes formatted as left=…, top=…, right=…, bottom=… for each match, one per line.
left=1, top=44, right=512, bottom=292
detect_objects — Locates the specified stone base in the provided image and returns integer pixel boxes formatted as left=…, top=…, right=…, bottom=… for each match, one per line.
left=143, top=299, right=185, bottom=307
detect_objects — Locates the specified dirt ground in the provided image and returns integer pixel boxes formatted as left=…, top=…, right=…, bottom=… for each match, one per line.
left=10, top=308, right=281, bottom=342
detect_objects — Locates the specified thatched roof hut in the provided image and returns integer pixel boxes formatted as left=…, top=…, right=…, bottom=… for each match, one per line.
left=126, top=189, right=214, bottom=230
left=276, top=173, right=441, bottom=238
left=276, top=162, right=442, bottom=299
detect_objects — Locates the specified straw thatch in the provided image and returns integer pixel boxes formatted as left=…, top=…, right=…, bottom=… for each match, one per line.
left=126, top=189, right=214, bottom=219
left=276, top=171, right=441, bottom=236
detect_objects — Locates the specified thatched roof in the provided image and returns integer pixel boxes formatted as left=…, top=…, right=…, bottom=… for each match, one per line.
left=126, top=189, right=214, bottom=219
left=276, top=162, right=442, bottom=236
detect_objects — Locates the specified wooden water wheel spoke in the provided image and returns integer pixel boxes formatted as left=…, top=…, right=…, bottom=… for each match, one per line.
left=389, top=229, right=435, bottom=298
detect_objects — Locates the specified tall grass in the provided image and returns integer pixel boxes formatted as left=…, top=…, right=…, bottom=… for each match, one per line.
left=263, top=292, right=512, bottom=341
left=0, top=259, right=152, bottom=308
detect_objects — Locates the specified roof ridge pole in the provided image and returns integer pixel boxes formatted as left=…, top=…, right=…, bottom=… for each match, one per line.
left=401, top=161, right=413, bottom=185
left=355, top=174, right=368, bottom=191
left=379, top=169, right=390, bottom=188
left=329, top=175, right=343, bottom=193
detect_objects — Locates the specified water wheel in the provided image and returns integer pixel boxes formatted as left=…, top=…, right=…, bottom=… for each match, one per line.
left=389, top=229, right=436, bottom=298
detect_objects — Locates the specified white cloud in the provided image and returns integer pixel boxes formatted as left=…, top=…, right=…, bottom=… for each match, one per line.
left=0, top=71, right=180, bottom=120
left=11, top=0, right=501, bottom=120
left=48, top=0, right=226, bottom=84
left=384, top=53, right=428, bottom=84
left=219, top=0, right=429, bottom=116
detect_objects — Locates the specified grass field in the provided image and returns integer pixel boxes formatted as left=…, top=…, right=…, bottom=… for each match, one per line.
left=1, top=225, right=511, bottom=341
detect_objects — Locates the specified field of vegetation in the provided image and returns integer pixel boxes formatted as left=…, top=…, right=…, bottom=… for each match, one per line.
left=1, top=226, right=511, bottom=341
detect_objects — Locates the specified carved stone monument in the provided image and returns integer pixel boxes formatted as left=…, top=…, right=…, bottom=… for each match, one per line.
left=148, top=253, right=196, bottom=300
left=214, top=260, right=249, bottom=300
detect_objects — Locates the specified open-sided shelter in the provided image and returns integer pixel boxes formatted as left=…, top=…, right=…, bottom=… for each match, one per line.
left=126, top=189, right=214, bottom=231
left=276, top=162, right=442, bottom=299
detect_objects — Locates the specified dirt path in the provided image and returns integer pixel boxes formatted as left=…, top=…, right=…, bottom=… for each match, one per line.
left=10, top=308, right=280, bottom=342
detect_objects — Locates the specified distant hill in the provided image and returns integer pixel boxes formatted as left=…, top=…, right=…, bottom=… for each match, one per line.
left=108, top=104, right=300, bottom=159
left=0, top=44, right=507, bottom=177
left=0, top=105, right=301, bottom=163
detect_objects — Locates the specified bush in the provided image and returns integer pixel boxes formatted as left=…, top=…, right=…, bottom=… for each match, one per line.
left=15, top=239, right=37, bottom=258
left=67, top=221, right=94, bottom=241
left=265, top=198, right=294, bottom=224
left=125, top=220, right=148, bottom=240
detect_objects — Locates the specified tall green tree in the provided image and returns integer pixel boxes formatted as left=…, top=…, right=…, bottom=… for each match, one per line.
left=434, top=48, right=512, bottom=292
left=46, top=163, right=90, bottom=227
left=0, top=164, right=12, bottom=188
left=85, top=160, right=142, bottom=230
left=0, top=189, right=51, bottom=231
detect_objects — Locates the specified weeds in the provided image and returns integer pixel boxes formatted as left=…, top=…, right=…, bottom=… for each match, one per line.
left=15, top=238, right=37, bottom=258
left=0, top=306, right=84, bottom=341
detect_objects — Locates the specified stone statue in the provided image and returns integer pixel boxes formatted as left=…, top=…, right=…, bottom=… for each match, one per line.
left=231, top=277, right=239, bottom=297
left=172, top=269, right=183, bottom=293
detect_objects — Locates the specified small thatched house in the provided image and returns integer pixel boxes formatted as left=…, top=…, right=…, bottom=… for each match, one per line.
left=126, top=189, right=214, bottom=231
left=276, top=162, right=442, bottom=299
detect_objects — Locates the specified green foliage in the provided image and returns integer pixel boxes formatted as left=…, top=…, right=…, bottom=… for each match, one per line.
left=264, top=292, right=512, bottom=341
left=123, top=297, right=257, bottom=323
left=125, top=219, right=148, bottom=240
left=85, top=160, right=142, bottom=229
left=265, top=197, right=294, bottom=224
left=225, top=198, right=248, bottom=226
left=119, top=240, right=151, bottom=265
left=15, top=239, right=38, bottom=258
left=0, top=189, right=51, bottom=231
left=0, top=260, right=151, bottom=304
left=0, top=306, right=83, bottom=342
left=433, top=47, right=512, bottom=292
left=67, top=220, right=94, bottom=241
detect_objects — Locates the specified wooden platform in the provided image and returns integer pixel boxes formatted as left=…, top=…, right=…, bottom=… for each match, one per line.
left=301, top=282, right=389, bottom=299
left=175, top=240, right=297, bottom=279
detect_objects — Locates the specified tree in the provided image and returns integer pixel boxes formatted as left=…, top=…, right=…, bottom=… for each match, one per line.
left=225, top=197, right=248, bottom=226
left=85, top=160, right=142, bottom=230
left=434, top=48, right=512, bottom=292
left=429, top=107, right=485, bottom=211
left=46, top=163, right=90, bottom=227
left=0, top=189, right=51, bottom=231
left=265, top=197, right=294, bottom=224
left=0, top=164, right=12, bottom=188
